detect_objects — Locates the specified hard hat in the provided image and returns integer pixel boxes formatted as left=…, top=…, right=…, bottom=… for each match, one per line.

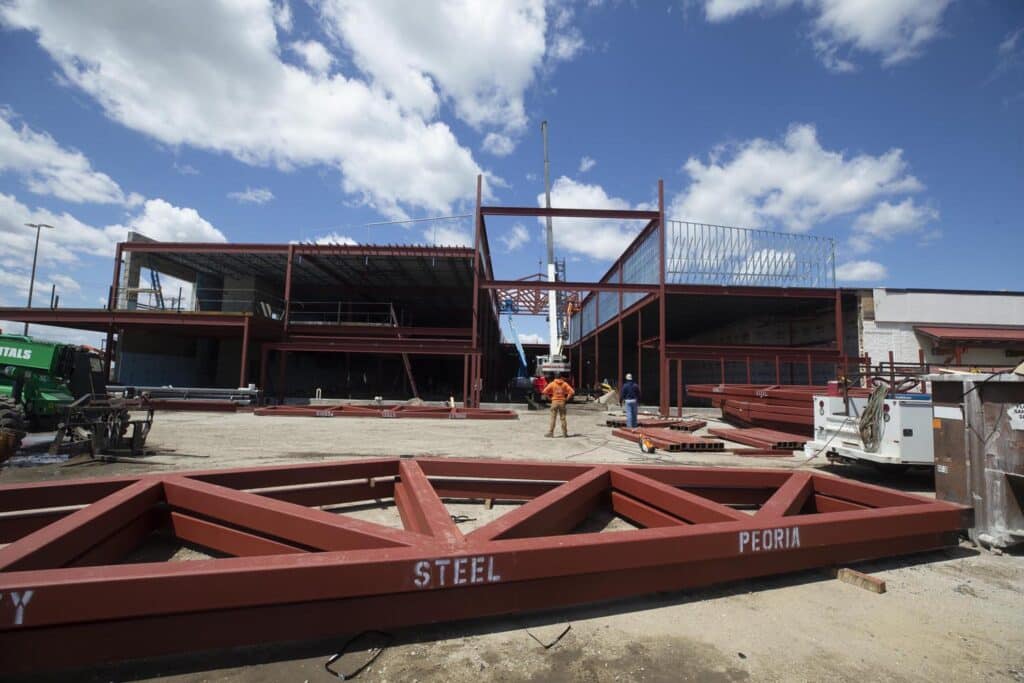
left=625, top=373, right=633, bottom=380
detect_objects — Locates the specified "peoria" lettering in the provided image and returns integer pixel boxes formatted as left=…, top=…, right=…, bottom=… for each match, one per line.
left=738, top=527, right=800, bottom=553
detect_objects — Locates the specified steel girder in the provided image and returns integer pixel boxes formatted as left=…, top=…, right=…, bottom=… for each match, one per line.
left=0, top=458, right=970, bottom=675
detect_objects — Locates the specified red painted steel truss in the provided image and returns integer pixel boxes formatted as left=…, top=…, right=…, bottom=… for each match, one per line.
left=0, top=458, right=970, bottom=674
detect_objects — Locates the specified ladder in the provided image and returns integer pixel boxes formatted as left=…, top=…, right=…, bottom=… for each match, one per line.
left=149, top=270, right=166, bottom=310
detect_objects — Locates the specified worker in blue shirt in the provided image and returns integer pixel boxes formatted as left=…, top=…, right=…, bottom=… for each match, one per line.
left=620, top=373, right=641, bottom=428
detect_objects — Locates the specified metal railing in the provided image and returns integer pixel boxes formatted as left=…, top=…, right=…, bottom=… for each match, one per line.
left=117, top=288, right=286, bottom=319
left=666, top=220, right=835, bottom=288
left=287, top=301, right=399, bottom=326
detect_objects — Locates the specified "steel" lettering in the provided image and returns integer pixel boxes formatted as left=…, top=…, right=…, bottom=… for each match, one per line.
left=413, top=556, right=501, bottom=588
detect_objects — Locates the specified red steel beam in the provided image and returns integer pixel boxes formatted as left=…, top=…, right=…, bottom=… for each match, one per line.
left=610, top=491, right=688, bottom=528
left=482, top=279, right=655, bottom=293
left=480, top=206, right=659, bottom=220
left=396, top=460, right=464, bottom=547
left=0, top=479, right=163, bottom=572
left=610, top=469, right=748, bottom=524
left=467, top=466, right=610, bottom=542
left=169, top=512, right=306, bottom=557
left=162, top=476, right=422, bottom=551
left=756, top=472, right=814, bottom=519
left=0, top=458, right=970, bottom=676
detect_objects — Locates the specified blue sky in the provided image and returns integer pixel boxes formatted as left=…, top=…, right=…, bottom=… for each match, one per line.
left=0, top=1, right=1022, bottom=345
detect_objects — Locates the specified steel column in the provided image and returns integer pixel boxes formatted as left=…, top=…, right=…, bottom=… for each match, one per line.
left=657, top=180, right=668, bottom=416
left=239, top=316, right=251, bottom=388
left=283, top=243, right=294, bottom=332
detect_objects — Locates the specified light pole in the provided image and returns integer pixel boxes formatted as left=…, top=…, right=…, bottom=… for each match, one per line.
left=23, top=223, right=54, bottom=335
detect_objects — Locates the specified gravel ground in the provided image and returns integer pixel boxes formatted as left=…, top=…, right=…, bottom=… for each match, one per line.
left=2, top=403, right=1022, bottom=682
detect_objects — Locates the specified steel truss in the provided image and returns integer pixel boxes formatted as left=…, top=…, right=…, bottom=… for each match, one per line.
left=0, top=457, right=969, bottom=674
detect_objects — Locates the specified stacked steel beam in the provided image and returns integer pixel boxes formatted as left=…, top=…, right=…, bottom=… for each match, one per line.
left=708, top=427, right=809, bottom=451
left=605, top=417, right=706, bottom=431
left=688, top=384, right=871, bottom=435
left=254, top=404, right=518, bottom=420
left=612, top=427, right=724, bottom=452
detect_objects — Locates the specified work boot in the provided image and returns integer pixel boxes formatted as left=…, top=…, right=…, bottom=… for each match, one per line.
left=544, top=433, right=553, bottom=438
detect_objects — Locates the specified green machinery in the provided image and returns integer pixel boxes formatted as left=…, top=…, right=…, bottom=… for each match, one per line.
left=0, top=333, right=152, bottom=461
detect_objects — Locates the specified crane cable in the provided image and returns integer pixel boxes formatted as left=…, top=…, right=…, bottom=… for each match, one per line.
left=857, top=382, right=889, bottom=453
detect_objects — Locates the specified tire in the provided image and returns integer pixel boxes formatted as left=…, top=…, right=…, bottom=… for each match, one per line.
left=0, top=398, right=26, bottom=457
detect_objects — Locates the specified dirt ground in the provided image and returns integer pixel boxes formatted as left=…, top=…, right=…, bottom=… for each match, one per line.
left=3, top=403, right=1023, bottom=682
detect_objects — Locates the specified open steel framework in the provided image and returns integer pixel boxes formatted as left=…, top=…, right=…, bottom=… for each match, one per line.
left=0, top=457, right=969, bottom=674
left=0, top=175, right=860, bottom=413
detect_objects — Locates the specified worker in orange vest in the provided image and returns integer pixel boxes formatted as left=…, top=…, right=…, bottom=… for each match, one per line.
left=542, top=373, right=575, bottom=437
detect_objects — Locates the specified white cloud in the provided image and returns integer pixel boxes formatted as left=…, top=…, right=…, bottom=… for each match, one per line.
left=0, top=192, right=120, bottom=265
left=0, top=321, right=102, bottom=347
left=547, top=2, right=585, bottom=62
left=272, top=0, right=293, bottom=32
left=518, top=332, right=545, bottom=345
left=49, top=273, right=81, bottom=293
left=703, top=0, right=953, bottom=70
left=500, top=223, right=530, bottom=252
left=173, top=161, right=199, bottom=175
left=482, top=132, right=516, bottom=157
left=0, top=109, right=140, bottom=206
left=112, top=199, right=227, bottom=243
left=424, top=225, right=473, bottom=247
left=313, top=232, right=358, bottom=245
left=290, top=39, right=333, bottom=74
left=1, top=0, right=485, bottom=220
left=836, top=259, right=887, bottom=282
left=848, top=197, right=937, bottom=253
left=1000, top=27, right=1023, bottom=56
left=316, top=0, right=548, bottom=133
left=228, top=187, right=276, bottom=204
left=549, top=31, right=584, bottom=61
left=670, top=123, right=923, bottom=232
left=538, top=176, right=645, bottom=260
left=578, top=155, right=596, bottom=173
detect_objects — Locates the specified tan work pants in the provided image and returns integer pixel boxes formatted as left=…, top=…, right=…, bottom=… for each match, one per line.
left=547, top=401, right=568, bottom=436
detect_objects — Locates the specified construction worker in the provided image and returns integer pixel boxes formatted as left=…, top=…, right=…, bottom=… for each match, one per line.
left=620, top=373, right=641, bottom=428
left=542, top=372, right=575, bottom=437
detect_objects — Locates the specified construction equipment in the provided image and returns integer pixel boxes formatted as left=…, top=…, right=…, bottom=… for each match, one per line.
left=803, top=380, right=934, bottom=471
left=500, top=299, right=536, bottom=402
left=537, top=120, right=571, bottom=380
left=0, top=333, right=152, bottom=461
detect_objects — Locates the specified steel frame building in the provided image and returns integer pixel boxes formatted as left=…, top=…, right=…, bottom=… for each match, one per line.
left=0, top=176, right=864, bottom=413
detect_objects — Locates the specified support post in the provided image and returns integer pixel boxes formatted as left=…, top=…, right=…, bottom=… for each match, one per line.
left=283, top=244, right=295, bottom=333
left=470, top=176, right=483, bottom=409
left=675, top=360, right=682, bottom=417
left=775, top=355, right=781, bottom=384
left=834, top=289, right=844, bottom=358
left=657, top=180, right=668, bottom=416
left=637, top=308, right=643, bottom=388
left=259, top=345, right=269, bottom=403
left=806, top=354, right=813, bottom=384
left=745, top=356, right=751, bottom=384
left=617, top=266, right=624, bottom=391
left=108, top=243, right=123, bottom=311
left=103, top=327, right=114, bottom=379
left=277, top=351, right=287, bottom=404
left=239, top=317, right=251, bottom=388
